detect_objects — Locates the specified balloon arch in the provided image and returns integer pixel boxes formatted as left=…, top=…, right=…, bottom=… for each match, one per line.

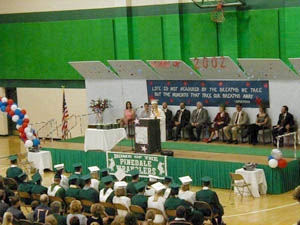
left=0, top=96, right=40, bottom=148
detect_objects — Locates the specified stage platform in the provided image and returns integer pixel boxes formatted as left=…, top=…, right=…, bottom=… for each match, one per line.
left=42, top=138, right=300, bottom=195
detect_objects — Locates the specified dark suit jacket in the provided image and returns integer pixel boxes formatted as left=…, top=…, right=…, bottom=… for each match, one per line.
left=164, top=109, right=173, bottom=125
left=173, top=109, right=191, bottom=126
left=277, top=112, right=294, bottom=128
left=0, top=201, right=9, bottom=217
left=7, top=206, right=26, bottom=220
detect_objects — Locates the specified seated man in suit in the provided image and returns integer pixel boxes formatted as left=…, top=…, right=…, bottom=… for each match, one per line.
left=162, top=102, right=173, bottom=140
left=224, top=103, right=249, bottom=144
left=186, top=102, right=209, bottom=141
left=173, top=102, right=191, bottom=141
left=196, top=177, right=225, bottom=225
left=272, top=105, right=295, bottom=146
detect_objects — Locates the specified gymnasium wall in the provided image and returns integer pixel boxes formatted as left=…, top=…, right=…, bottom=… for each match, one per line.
left=0, top=88, right=8, bottom=135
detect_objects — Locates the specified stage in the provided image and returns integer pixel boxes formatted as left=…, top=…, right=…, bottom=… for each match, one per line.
left=42, top=137, right=300, bottom=194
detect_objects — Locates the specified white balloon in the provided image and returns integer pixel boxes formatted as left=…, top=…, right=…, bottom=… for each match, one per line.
left=11, top=104, right=17, bottom=111
left=24, top=114, right=29, bottom=119
left=25, top=140, right=33, bottom=148
left=271, top=149, right=282, bottom=160
left=16, top=124, right=21, bottom=129
left=24, top=127, right=31, bottom=133
left=12, top=115, right=19, bottom=122
left=26, top=132, right=33, bottom=139
left=1, top=97, right=7, bottom=103
left=269, top=159, right=278, bottom=168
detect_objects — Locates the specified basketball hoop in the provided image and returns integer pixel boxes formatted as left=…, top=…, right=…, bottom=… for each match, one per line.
left=211, top=2, right=225, bottom=23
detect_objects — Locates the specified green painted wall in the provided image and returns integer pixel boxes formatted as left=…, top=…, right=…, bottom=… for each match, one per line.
left=1, top=5, right=300, bottom=81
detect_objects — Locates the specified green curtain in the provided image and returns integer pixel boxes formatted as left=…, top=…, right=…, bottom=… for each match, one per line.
left=42, top=148, right=300, bottom=194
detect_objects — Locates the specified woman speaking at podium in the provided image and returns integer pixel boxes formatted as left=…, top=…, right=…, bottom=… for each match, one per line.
left=150, top=99, right=166, bottom=142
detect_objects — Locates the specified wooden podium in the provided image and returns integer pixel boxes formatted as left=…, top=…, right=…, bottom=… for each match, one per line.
left=135, top=118, right=161, bottom=154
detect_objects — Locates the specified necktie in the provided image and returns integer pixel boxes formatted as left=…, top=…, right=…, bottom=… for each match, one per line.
left=235, top=112, right=240, bottom=124
left=178, top=111, right=183, bottom=122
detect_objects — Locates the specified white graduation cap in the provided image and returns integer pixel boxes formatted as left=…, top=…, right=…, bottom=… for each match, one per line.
left=54, top=164, right=64, bottom=170
left=149, top=175, right=159, bottom=182
left=151, top=182, right=166, bottom=193
left=88, top=166, right=100, bottom=174
left=115, top=168, right=126, bottom=181
left=151, top=99, right=159, bottom=105
left=114, top=181, right=128, bottom=190
left=179, top=176, right=193, bottom=185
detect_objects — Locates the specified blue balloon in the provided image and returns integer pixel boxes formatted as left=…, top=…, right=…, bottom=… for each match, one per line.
left=2, top=102, right=7, bottom=106
left=268, top=156, right=274, bottom=161
left=33, top=129, right=36, bottom=135
left=19, top=113, right=24, bottom=119
left=0, top=106, right=6, bottom=112
left=0, top=102, right=3, bottom=108
left=7, top=115, right=11, bottom=119
left=17, top=119, right=23, bottom=125
left=33, top=139, right=40, bottom=147
left=14, top=109, right=21, bottom=115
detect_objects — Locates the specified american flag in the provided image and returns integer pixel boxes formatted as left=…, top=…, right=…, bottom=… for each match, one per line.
left=62, top=90, right=69, bottom=140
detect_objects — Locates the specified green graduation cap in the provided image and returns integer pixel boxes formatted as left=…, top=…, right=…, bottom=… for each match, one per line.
left=100, top=168, right=109, bottom=174
left=165, top=176, right=173, bottom=182
left=169, top=183, right=181, bottom=189
left=69, top=174, right=79, bottom=181
left=82, top=174, right=92, bottom=181
left=128, top=168, right=139, bottom=177
left=201, top=176, right=212, bottom=182
left=101, top=175, right=113, bottom=184
left=17, top=172, right=27, bottom=180
left=54, top=173, right=61, bottom=179
left=73, top=163, right=82, bottom=169
left=32, top=172, right=42, bottom=183
left=135, top=181, right=146, bottom=191
left=9, top=155, right=18, bottom=161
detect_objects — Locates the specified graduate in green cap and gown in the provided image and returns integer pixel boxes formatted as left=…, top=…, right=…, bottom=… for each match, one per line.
left=6, top=155, right=23, bottom=182
left=126, top=168, right=139, bottom=196
left=98, top=168, right=109, bottom=191
left=79, top=174, right=99, bottom=203
left=163, top=176, right=173, bottom=199
left=65, top=174, right=81, bottom=199
left=31, top=172, right=47, bottom=195
left=48, top=173, right=66, bottom=200
left=131, top=181, right=148, bottom=220
left=17, top=172, right=33, bottom=204
left=71, top=163, right=85, bottom=189
left=99, top=176, right=116, bottom=218
left=196, top=177, right=225, bottom=225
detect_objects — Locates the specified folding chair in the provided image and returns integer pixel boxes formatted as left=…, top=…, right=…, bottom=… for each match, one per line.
left=19, top=219, right=32, bottom=225
left=4, top=177, right=18, bottom=193
left=194, top=201, right=218, bottom=224
left=100, top=202, right=116, bottom=220
left=64, top=197, right=76, bottom=213
left=229, top=173, right=254, bottom=202
left=147, top=208, right=166, bottom=223
left=18, top=191, right=32, bottom=212
left=49, top=196, right=65, bottom=211
left=165, top=209, right=176, bottom=218
left=114, top=203, right=129, bottom=216
left=130, top=205, right=145, bottom=222
left=31, top=194, right=41, bottom=202
left=81, top=199, right=94, bottom=216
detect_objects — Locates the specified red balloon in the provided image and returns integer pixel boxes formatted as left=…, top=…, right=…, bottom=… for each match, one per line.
left=18, top=127, right=24, bottom=133
left=21, top=109, right=26, bottom=115
left=278, top=159, right=288, bottom=169
left=5, top=106, right=10, bottom=112
left=7, top=99, right=14, bottom=105
left=21, top=133, right=26, bottom=139
left=22, top=122, right=28, bottom=128
left=8, top=111, right=15, bottom=116
left=23, top=118, right=30, bottom=123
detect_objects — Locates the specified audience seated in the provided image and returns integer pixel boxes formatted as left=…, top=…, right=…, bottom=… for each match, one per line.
left=111, top=215, right=125, bottom=225
left=31, top=172, right=48, bottom=195
left=196, top=177, right=225, bottom=225
left=33, top=194, right=52, bottom=223
left=173, top=102, right=191, bottom=141
left=247, top=104, right=270, bottom=145
left=6, top=155, right=23, bottom=182
left=272, top=105, right=295, bottom=146
left=45, top=214, right=58, bottom=225
left=51, top=201, right=67, bottom=225
left=0, top=190, right=9, bottom=218
left=87, top=203, right=105, bottom=225
left=147, top=182, right=167, bottom=223
left=186, top=102, right=209, bottom=141
left=142, top=210, right=155, bottom=225
left=207, top=105, right=230, bottom=143
left=0, top=177, right=14, bottom=204
left=67, top=200, right=87, bottom=225
left=124, top=213, right=138, bottom=225
left=224, top=103, right=249, bottom=144
left=6, top=196, right=26, bottom=220
left=162, top=102, right=173, bottom=140
left=113, top=182, right=131, bottom=216
left=2, top=212, right=13, bottom=225
left=26, top=200, right=39, bottom=223
left=169, top=206, right=192, bottom=225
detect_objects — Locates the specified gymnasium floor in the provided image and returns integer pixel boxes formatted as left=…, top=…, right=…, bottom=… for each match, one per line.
left=1, top=136, right=299, bottom=225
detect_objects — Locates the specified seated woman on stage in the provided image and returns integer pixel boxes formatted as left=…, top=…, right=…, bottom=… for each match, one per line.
left=120, top=101, right=136, bottom=128
left=207, top=105, right=230, bottom=143
left=247, top=104, right=270, bottom=145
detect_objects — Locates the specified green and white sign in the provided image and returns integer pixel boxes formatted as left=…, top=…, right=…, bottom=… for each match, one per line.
left=106, top=152, right=167, bottom=178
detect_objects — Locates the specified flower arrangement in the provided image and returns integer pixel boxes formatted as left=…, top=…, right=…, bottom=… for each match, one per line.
left=89, top=98, right=110, bottom=114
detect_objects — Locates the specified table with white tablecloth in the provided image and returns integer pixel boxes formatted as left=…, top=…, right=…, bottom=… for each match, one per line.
left=234, top=168, right=267, bottom=198
left=84, top=128, right=127, bottom=152
left=28, top=151, right=53, bottom=174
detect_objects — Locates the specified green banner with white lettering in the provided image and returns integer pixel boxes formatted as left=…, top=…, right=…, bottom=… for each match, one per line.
left=106, top=152, right=167, bottom=178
